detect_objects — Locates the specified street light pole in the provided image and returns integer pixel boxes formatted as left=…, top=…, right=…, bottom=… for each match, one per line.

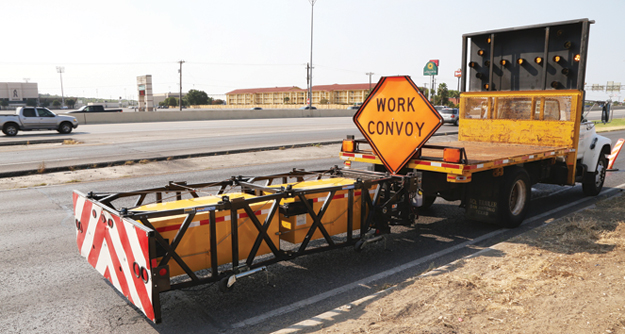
left=178, top=60, right=185, bottom=111
left=365, top=72, right=374, bottom=91
left=56, top=66, right=65, bottom=107
left=308, top=0, right=317, bottom=109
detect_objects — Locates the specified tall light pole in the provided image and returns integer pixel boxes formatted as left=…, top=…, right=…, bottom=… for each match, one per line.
left=365, top=72, right=374, bottom=91
left=178, top=60, right=185, bottom=111
left=308, top=0, right=317, bottom=109
left=56, top=66, right=65, bottom=107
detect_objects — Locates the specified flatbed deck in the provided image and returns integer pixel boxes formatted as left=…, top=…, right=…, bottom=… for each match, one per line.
left=340, top=140, right=574, bottom=182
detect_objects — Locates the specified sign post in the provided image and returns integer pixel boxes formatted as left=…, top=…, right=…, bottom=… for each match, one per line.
left=454, top=68, right=462, bottom=92
left=423, top=60, right=439, bottom=102
left=353, top=76, right=443, bottom=174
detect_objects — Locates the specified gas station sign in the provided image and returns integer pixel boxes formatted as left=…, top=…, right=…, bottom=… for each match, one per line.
left=353, top=76, right=443, bottom=174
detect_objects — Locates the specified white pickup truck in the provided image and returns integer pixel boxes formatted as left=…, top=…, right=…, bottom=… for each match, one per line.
left=1, top=107, right=79, bottom=136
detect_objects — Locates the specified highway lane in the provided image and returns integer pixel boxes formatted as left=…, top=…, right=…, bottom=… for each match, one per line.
left=0, top=130, right=623, bottom=333
left=0, top=117, right=460, bottom=175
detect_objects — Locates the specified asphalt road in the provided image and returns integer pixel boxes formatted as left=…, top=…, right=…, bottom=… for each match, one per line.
left=0, top=117, right=460, bottom=175
left=1, top=130, right=624, bottom=334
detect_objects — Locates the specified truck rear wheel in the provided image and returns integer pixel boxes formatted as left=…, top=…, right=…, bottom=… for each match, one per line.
left=582, top=151, right=608, bottom=196
left=57, top=122, right=73, bottom=134
left=497, top=167, right=531, bottom=228
left=3, top=123, right=19, bottom=136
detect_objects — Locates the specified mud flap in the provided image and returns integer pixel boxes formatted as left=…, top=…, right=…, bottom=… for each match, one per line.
left=464, top=171, right=501, bottom=224
left=73, top=191, right=161, bottom=323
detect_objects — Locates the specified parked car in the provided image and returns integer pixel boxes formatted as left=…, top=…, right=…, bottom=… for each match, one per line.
left=1, top=107, right=79, bottom=136
left=250, top=107, right=263, bottom=110
left=439, top=107, right=460, bottom=126
left=299, top=106, right=317, bottom=110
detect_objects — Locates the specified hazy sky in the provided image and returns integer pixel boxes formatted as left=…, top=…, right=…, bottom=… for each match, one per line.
left=2, top=0, right=623, bottom=101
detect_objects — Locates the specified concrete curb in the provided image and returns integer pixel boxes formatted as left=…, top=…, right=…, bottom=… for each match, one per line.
left=0, top=138, right=70, bottom=147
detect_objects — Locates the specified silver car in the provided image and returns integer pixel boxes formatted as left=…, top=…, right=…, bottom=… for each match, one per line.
left=439, top=108, right=460, bottom=126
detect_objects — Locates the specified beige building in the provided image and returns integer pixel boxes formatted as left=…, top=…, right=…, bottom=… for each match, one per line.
left=0, top=82, right=38, bottom=106
left=226, top=83, right=372, bottom=106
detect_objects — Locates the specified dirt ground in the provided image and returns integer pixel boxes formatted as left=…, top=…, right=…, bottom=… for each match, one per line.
left=302, top=193, right=625, bottom=334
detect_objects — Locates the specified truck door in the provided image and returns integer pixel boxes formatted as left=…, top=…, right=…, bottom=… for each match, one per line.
left=36, top=108, right=58, bottom=128
left=20, top=108, right=40, bottom=129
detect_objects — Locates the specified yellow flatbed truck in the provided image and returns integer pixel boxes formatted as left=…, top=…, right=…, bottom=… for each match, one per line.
left=340, top=18, right=611, bottom=227
left=72, top=19, right=611, bottom=323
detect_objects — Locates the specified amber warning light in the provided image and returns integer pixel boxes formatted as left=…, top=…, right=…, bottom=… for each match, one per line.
left=353, top=76, right=443, bottom=174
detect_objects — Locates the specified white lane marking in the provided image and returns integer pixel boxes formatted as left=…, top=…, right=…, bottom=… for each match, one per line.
left=235, top=182, right=625, bottom=330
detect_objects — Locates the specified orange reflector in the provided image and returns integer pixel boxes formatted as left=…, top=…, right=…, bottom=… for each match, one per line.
left=342, top=140, right=355, bottom=153
left=443, top=148, right=462, bottom=163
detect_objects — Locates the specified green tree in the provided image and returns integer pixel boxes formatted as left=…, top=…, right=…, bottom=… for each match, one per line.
left=0, top=99, right=8, bottom=109
left=165, top=97, right=178, bottom=107
left=213, top=99, right=225, bottom=105
left=52, top=99, right=61, bottom=107
left=26, top=98, right=38, bottom=107
left=185, top=89, right=210, bottom=105
left=320, top=98, right=329, bottom=104
left=283, top=96, right=290, bottom=104
left=66, top=98, right=76, bottom=108
left=433, top=83, right=449, bottom=106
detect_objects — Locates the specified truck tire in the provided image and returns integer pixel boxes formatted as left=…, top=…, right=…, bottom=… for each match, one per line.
left=2, top=123, right=19, bottom=136
left=582, top=151, right=608, bottom=196
left=497, top=167, right=531, bottom=228
left=57, top=122, right=73, bottom=134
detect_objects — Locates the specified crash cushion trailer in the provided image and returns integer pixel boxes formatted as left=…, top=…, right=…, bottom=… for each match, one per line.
left=73, top=169, right=419, bottom=322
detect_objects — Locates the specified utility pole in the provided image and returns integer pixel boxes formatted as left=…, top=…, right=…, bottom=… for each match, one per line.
left=365, top=72, right=374, bottom=91
left=306, top=63, right=310, bottom=105
left=178, top=60, right=185, bottom=111
left=308, top=0, right=317, bottom=109
left=56, top=66, right=65, bottom=107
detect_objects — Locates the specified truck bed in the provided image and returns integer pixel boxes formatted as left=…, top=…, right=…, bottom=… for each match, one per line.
left=422, top=140, right=568, bottom=165
left=340, top=139, right=575, bottom=182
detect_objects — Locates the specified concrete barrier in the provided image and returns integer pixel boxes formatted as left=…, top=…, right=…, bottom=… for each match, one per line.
left=63, top=108, right=356, bottom=125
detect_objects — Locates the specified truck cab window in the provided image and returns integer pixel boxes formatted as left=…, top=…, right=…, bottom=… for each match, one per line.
left=23, top=108, right=36, bottom=117
left=496, top=97, right=532, bottom=120
left=465, top=97, right=489, bottom=119
left=37, top=108, right=55, bottom=117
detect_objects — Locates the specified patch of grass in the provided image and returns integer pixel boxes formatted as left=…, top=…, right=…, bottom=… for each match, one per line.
left=37, top=162, right=46, bottom=174
left=124, top=161, right=134, bottom=166
left=62, top=139, right=82, bottom=145
left=68, top=166, right=75, bottom=171
left=279, top=146, right=285, bottom=150
left=34, top=183, right=47, bottom=187
left=167, top=157, right=174, bottom=161
left=66, top=179, right=80, bottom=183
left=139, top=159, right=150, bottom=164
left=594, top=118, right=625, bottom=130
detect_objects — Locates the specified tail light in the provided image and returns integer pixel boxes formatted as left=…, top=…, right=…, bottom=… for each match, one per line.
left=342, top=139, right=355, bottom=153
left=443, top=148, right=462, bottom=163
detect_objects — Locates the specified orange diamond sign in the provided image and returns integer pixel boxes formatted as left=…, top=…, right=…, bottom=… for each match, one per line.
left=353, top=76, right=443, bottom=174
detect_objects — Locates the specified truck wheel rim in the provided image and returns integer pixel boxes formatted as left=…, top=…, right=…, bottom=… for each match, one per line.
left=509, top=180, right=526, bottom=216
left=8, top=126, right=16, bottom=135
left=595, top=160, right=605, bottom=187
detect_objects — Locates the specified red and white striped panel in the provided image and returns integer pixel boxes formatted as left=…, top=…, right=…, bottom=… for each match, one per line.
left=73, top=191, right=156, bottom=322
left=608, top=138, right=624, bottom=170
